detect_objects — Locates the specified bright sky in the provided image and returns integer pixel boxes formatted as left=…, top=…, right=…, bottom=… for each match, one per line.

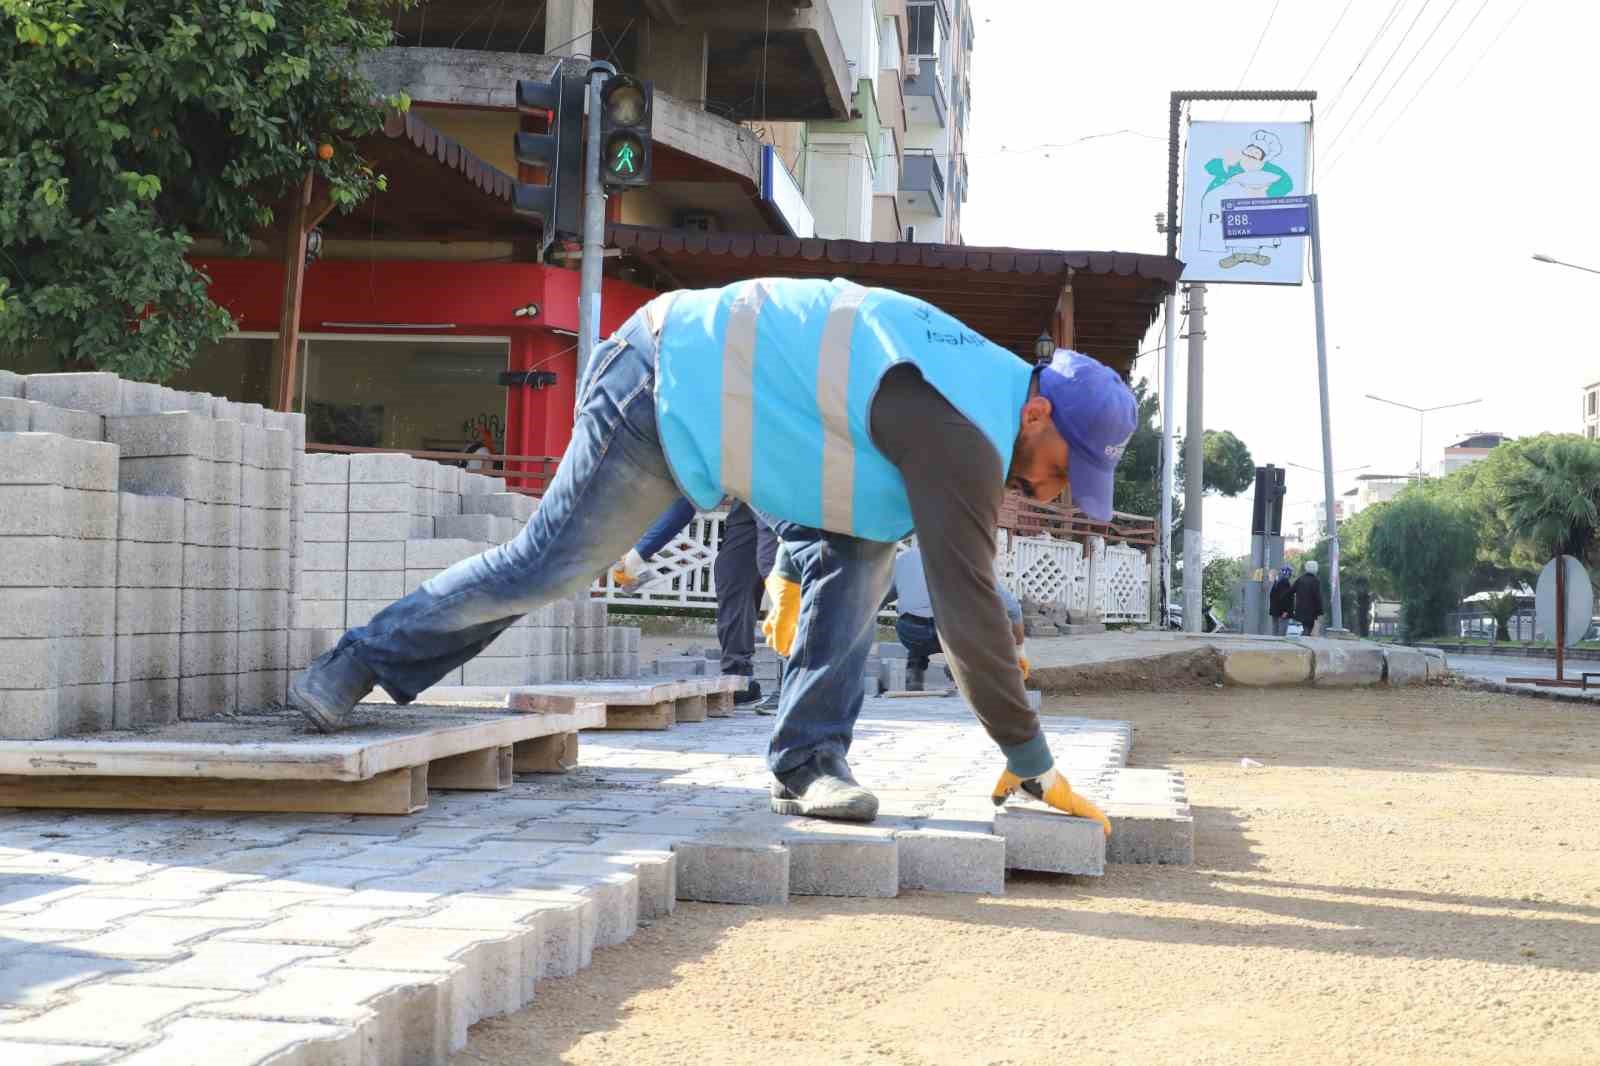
left=962, top=0, right=1596, bottom=558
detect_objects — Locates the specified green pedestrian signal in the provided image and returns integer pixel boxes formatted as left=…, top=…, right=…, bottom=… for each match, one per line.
left=598, top=75, right=652, bottom=189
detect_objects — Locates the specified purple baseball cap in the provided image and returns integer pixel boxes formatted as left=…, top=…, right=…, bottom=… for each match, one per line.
left=1035, top=350, right=1137, bottom=522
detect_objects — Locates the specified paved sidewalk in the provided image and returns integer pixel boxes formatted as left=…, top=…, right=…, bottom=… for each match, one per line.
left=0, top=697, right=1173, bottom=1065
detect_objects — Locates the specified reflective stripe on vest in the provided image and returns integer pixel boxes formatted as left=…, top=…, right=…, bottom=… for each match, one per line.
left=719, top=280, right=768, bottom=501
left=817, top=281, right=869, bottom=532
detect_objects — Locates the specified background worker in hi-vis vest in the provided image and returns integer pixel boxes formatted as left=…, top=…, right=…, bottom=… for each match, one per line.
left=290, top=278, right=1137, bottom=832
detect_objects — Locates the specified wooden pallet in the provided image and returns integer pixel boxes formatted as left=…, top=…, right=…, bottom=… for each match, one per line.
left=496, top=676, right=747, bottom=732
left=0, top=700, right=603, bottom=816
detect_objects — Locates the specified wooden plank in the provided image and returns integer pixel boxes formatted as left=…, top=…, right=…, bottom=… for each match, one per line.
left=587, top=701, right=676, bottom=732
left=0, top=766, right=427, bottom=816
left=429, top=746, right=513, bottom=791
left=0, top=704, right=604, bottom=782
left=513, top=732, right=578, bottom=774
left=673, top=694, right=708, bottom=723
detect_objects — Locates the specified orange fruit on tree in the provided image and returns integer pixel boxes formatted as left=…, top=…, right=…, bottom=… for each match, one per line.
left=317, top=143, right=334, bottom=161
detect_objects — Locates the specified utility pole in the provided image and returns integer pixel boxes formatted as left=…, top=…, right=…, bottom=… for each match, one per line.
left=1181, top=283, right=1206, bottom=629
left=1159, top=288, right=1178, bottom=627
left=575, top=60, right=616, bottom=392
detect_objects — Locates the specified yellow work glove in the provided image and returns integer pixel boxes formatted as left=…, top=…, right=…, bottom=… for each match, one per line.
left=762, top=572, right=801, bottom=657
left=1018, top=647, right=1031, bottom=681
left=991, top=766, right=1111, bottom=836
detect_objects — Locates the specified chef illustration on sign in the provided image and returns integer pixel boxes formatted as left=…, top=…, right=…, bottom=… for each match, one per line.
left=1199, top=129, right=1294, bottom=269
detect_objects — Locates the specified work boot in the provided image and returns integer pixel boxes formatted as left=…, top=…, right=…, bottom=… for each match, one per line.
left=771, top=751, right=879, bottom=822
left=751, top=692, right=780, bottom=716
left=905, top=663, right=925, bottom=691
left=288, top=647, right=377, bottom=733
left=734, top=680, right=763, bottom=706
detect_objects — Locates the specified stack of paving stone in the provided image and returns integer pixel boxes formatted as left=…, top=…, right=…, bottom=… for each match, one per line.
left=236, top=415, right=294, bottom=707
left=112, top=492, right=185, bottom=728
left=0, top=431, right=121, bottom=738
left=290, top=453, right=353, bottom=669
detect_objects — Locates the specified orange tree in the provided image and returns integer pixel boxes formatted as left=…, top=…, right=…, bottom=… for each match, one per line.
left=0, top=0, right=413, bottom=380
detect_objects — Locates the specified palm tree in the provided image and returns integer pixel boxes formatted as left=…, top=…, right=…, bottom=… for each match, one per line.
left=1483, top=592, right=1518, bottom=642
left=1499, top=437, right=1600, bottom=564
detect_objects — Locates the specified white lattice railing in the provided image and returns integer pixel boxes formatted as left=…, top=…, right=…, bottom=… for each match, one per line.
left=593, top=512, right=1152, bottom=624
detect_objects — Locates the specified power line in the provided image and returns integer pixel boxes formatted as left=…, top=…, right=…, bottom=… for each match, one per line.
left=1455, top=0, right=1529, bottom=87
left=1376, top=0, right=1493, bottom=143
left=1324, top=0, right=1464, bottom=171
left=1225, top=0, right=1284, bottom=117
left=1294, top=0, right=1358, bottom=90
left=1322, top=0, right=1438, bottom=160
left=1323, top=0, right=1408, bottom=118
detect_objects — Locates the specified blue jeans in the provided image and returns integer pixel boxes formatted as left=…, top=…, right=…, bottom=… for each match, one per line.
left=340, top=311, right=682, bottom=702
left=763, top=521, right=898, bottom=776
left=635, top=496, right=697, bottom=560
left=895, top=614, right=941, bottom=671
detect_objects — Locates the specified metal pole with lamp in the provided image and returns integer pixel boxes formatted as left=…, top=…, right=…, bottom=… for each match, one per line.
left=1364, top=394, right=1482, bottom=478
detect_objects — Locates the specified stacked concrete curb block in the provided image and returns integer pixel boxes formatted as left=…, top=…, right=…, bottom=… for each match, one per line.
left=113, top=493, right=185, bottom=728
left=1384, top=645, right=1430, bottom=686
left=0, top=432, right=120, bottom=738
left=1309, top=640, right=1388, bottom=687
left=238, top=418, right=294, bottom=707
left=345, top=452, right=417, bottom=630
left=289, top=454, right=350, bottom=671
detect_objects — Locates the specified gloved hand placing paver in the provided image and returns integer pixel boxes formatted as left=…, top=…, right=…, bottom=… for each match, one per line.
left=992, top=765, right=1112, bottom=835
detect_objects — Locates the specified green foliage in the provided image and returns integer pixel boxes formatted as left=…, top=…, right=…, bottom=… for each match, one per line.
left=1175, top=428, right=1255, bottom=498
left=0, top=0, right=413, bottom=381
left=1367, top=493, right=1479, bottom=640
left=1202, top=553, right=1245, bottom=615
left=1112, top=377, right=1164, bottom=522
left=1483, top=592, right=1518, bottom=642
left=1497, top=435, right=1600, bottom=564
left=1309, top=504, right=1387, bottom=637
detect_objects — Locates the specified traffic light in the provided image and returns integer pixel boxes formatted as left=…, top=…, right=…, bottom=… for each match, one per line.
left=597, top=74, right=653, bottom=188
left=1251, top=465, right=1287, bottom=535
left=513, top=72, right=585, bottom=246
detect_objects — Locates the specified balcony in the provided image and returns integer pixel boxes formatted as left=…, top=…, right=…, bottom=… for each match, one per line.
left=897, top=150, right=945, bottom=219
left=903, top=59, right=947, bottom=128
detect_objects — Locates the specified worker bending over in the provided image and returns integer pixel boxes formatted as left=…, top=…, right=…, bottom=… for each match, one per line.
left=290, top=278, right=1136, bottom=831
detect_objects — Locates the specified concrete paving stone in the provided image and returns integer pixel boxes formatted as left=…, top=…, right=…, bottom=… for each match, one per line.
left=294, top=572, right=346, bottom=603
left=180, top=589, right=238, bottom=633
left=238, top=548, right=290, bottom=590
left=119, top=454, right=208, bottom=499
left=145, top=890, right=325, bottom=921
left=182, top=544, right=241, bottom=589
left=672, top=837, right=790, bottom=905
left=432, top=514, right=499, bottom=543
left=116, top=493, right=184, bottom=544
left=892, top=825, right=1007, bottom=895
left=60, top=913, right=258, bottom=961
left=298, top=482, right=348, bottom=514
left=22, top=373, right=121, bottom=416
left=117, top=539, right=184, bottom=589
left=114, top=939, right=342, bottom=992
left=114, top=677, right=180, bottom=728
left=0, top=892, right=176, bottom=934
left=346, top=540, right=405, bottom=571
left=0, top=434, right=117, bottom=492
left=300, top=453, right=350, bottom=485
left=0, top=398, right=32, bottom=432
left=24, top=403, right=103, bottom=442
left=343, top=599, right=392, bottom=629
left=178, top=671, right=237, bottom=719
left=109, top=1016, right=360, bottom=1066
left=0, top=982, right=236, bottom=1048
left=209, top=460, right=242, bottom=507
left=403, top=538, right=482, bottom=570
left=1307, top=640, right=1388, bottom=686
left=115, top=632, right=181, bottom=682
left=782, top=827, right=899, bottom=898
left=0, top=371, right=20, bottom=398
left=288, top=627, right=342, bottom=669
left=242, top=426, right=293, bottom=471
left=1384, top=646, right=1429, bottom=686
left=238, top=590, right=290, bottom=631
left=210, top=417, right=242, bottom=465
left=0, top=1039, right=116, bottom=1064
left=345, top=569, right=403, bottom=601
left=336, top=924, right=521, bottom=1048
left=348, top=453, right=416, bottom=484
left=238, top=507, right=290, bottom=551
left=182, top=500, right=240, bottom=548
left=299, top=511, right=348, bottom=544
left=195, top=963, right=450, bottom=1066
left=220, top=903, right=399, bottom=947
left=180, top=627, right=238, bottom=675
left=993, top=806, right=1106, bottom=875
left=238, top=631, right=288, bottom=672
left=0, top=589, right=82, bottom=639
left=104, top=411, right=211, bottom=459
left=240, top=466, right=292, bottom=510
left=0, top=486, right=114, bottom=539
left=237, top=669, right=287, bottom=709
left=0, top=947, right=141, bottom=1009
left=115, top=379, right=164, bottom=415
left=508, top=867, right=637, bottom=949
left=297, top=540, right=347, bottom=572
left=571, top=848, right=676, bottom=920
left=461, top=658, right=530, bottom=686
left=1221, top=645, right=1314, bottom=687
left=347, top=482, right=415, bottom=513
left=1101, top=804, right=1195, bottom=865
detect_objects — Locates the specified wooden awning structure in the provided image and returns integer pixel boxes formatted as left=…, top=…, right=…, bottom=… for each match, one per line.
left=607, top=225, right=1181, bottom=373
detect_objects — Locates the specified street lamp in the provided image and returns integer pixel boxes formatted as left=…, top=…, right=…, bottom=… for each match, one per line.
left=1365, top=394, right=1481, bottom=478
left=1286, top=461, right=1370, bottom=476
left=1034, top=332, right=1055, bottom=364
left=1532, top=253, right=1600, bottom=275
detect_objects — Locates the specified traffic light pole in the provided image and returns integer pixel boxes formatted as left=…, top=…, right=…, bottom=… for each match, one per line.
left=576, top=61, right=616, bottom=393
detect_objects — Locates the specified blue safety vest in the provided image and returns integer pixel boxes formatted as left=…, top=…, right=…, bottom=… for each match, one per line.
left=653, top=277, right=1034, bottom=542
